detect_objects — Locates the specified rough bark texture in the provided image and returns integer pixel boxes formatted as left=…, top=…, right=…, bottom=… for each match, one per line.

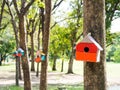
left=30, top=33, right=35, bottom=71
left=40, top=0, right=51, bottom=90
left=83, top=0, right=106, bottom=90
left=19, top=15, right=31, bottom=90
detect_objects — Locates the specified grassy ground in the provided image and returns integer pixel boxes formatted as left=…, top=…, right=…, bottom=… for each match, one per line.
left=0, top=85, right=83, bottom=90
left=0, top=60, right=120, bottom=90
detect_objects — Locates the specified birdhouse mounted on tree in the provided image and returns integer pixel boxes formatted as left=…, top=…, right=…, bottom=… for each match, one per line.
left=35, top=50, right=46, bottom=63
left=13, top=48, right=24, bottom=57
left=75, top=34, right=103, bottom=62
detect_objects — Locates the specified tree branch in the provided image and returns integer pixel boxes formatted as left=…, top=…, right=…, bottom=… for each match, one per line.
left=12, top=0, right=20, bottom=15
left=0, top=0, right=5, bottom=28
left=23, top=0, right=35, bottom=15
left=52, top=0, right=64, bottom=11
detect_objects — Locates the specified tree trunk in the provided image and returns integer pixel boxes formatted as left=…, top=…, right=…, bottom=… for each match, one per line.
left=0, top=61, right=2, bottom=66
left=67, top=55, right=74, bottom=74
left=18, top=58, right=22, bottom=80
left=40, top=0, right=51, bottom=90
left=0, top=54, right=1, bottom=66
left=19, top=15, right=31, bottom=90
left=52, top=56, right=57, bottom=71
left=67, top=44, right=75, bottom=74
left=16, top=57, right=19, bottom=86
left=36, top=63, right=40, bottom=77
left=83, top=0, right=106, bottom=90
left=30, top=34, right=35, bottom=71
left=61, top=59, right=64, bottom=72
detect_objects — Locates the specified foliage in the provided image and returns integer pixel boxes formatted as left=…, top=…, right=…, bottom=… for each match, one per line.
left=105, top=0, right=120, bottom=47
left=105, top=0, right=120, bottom=29
left=0, top=29, right=15, bottom=60
left=50, top=25, right=71, bottom=59
left=106, top=33, right=120, bottom=62
left=114, top=47, right=120, bottom=63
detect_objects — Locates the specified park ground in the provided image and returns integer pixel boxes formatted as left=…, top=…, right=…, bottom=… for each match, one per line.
left=0, top=60, right=120, bottom=89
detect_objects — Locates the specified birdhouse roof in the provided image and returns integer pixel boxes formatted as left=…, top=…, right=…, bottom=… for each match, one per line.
left=80, top=34, right=103, bottom=51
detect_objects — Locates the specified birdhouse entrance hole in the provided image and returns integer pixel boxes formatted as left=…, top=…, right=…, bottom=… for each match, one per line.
left=84, top=47, right=89, bottom=52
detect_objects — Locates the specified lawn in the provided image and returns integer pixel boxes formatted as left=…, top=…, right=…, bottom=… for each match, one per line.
left=0, top=85, right=83, bottom=90
left=0, top=60, right=120, bottom=90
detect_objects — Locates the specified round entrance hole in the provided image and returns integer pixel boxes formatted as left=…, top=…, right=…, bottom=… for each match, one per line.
left=84, top=47, right=89, bottom=52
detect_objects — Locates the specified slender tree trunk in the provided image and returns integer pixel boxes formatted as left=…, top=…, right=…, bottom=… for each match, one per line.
left=61, top=59, right=64, bottom=72
left=30, top=34, right=35, bottom=71
left=83, top=0, right=106, bottom=90
left=36, top=63, right=40, bottom=77
left=67, top=44, right=75, bottom=74
left=0, top=60, right=2, bottom=66
left=52, top=56, right=57, bottom=71
left=19, top=15, right=31, bottom=90
left=40, top=0, right=51, bottom=90
left=0, top=54, right=1, bottom=66
left=18, top=58, right=22, bottom=80
left=16, top=57, right=19, bottom=86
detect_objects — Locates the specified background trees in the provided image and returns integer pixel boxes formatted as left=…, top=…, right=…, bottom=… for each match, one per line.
left=0, top=0, right=120, bottom=90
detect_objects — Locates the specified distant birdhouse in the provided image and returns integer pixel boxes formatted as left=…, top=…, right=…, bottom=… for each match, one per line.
left=75, top=34, right=103, bottom=62
left=41, top=54, right=46, bottom=61
left=13, top=51, right=18, bottom=57
left=17, top=48, right=24, bottom=57
left=35, top=56, right=41, bottom=63
left=35, top=50, right=46, bottom=63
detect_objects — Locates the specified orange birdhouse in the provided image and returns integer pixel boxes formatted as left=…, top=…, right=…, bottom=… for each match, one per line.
left=76, top=34, right=103, bottom=62
left=35, top=56, right=41, bottom=63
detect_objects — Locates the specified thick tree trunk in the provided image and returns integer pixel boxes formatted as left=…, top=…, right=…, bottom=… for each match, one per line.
left=19, top=15, right=31, bottom=90
left=40, top=0, right=51, bottom=90
left=83, top=0, right=106, bottom=90
left=30, top=34, right=35, bottom=71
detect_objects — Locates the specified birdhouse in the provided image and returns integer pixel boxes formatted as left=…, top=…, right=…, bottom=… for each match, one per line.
left=35, top=56, right=41, bottom=63
left=36, top=50, right=46, bottom=61
left=13, top=51, right=18, bottom=57
left=18, top=48, right=24, bottom=56
left=41, top=54, right=46, bottom=61
left=75, top=34, right=103, bottom=62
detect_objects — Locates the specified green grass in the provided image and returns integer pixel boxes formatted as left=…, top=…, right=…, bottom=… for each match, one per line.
left=0, top=61, right=120, bottom=90
left=0, top=85, right=83, bottom=90
left=0, top=85, right=23, bottom=90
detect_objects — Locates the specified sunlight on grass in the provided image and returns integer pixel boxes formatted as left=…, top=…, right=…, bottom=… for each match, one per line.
left=0, top=85, right=83, bottom=90
left=0, top=85, right=23, bottom=90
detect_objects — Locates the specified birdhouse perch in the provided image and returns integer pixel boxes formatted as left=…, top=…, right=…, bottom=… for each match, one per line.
left=75, top=34, right=103, bottom=62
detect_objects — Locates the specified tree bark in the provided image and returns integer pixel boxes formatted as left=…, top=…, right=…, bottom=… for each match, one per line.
left=83, top=0, right=106, bottom=90
left=67, top=45, right=75, bottom=74
left=30, top=33, right=35, bottom=71
left=16, top=57, right=19, bottom=86
left=19, top=15, right=31, bottom=90
left=52, top=56, right=57, bottom=71
left=40, top=0, right=51, bottom=90
left=36, top=62, right=40, bottom=77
